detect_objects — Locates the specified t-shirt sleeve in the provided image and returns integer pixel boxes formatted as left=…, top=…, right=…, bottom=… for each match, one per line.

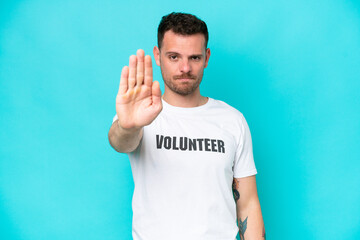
left=233, top=114, right=257, bottom=178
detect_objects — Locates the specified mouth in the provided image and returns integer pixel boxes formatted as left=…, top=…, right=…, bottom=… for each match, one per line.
left=174, top=76, right=195, bottom=81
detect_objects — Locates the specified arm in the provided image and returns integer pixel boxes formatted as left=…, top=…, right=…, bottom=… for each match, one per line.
left=108, top=119, right=143, bottom=153
left=232, top=175, right=265, bottom=240
left=108, top=49, right=162, bottom=153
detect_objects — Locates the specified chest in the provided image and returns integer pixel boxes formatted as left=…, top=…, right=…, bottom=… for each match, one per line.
left=138, top=114, right=239, bottom=176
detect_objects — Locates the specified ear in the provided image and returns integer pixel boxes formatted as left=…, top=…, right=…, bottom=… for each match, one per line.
left=204, top=48, right=211, bottom=68
left=153, top=46, right=161, bottom=66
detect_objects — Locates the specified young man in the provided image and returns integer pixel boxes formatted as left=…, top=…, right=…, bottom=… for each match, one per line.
left=108, top=12, right=265, bottom=240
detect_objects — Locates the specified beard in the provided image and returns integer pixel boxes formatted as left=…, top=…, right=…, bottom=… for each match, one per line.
left=162, top=72, right=203, bottom=96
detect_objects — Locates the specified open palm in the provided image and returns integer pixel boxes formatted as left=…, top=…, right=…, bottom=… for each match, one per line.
left=116, top=49, right=162, bottom=130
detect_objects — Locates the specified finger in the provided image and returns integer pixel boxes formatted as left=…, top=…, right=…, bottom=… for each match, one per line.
left=144, top=55, right=153, bottom=87
left=118, top=66, right=129, bottom=95
left=136, top=49, right=145, bottom=86
left=128, top=55, right=137, bottom=89
left=152, top=80, right=162, bottom=102
left=151, top=81, right=163, bottom=113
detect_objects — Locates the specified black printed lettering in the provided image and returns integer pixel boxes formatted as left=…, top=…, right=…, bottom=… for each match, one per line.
left=156, top=135, right=163, bottom=149
left=211, top=139, right=217, bottom=152
left=172, top=136, right=179, bottom=150
left=180, top=137, right=188, bottom=151
left=197, top=139, right=204, bottom=151
left=164, top=136, right=171, bottom=149
left=204, top=138, right=211, bottom=151
left=218, top=140, right=225, bottom=153
left=155, top=135, right=225, bottom=153
left=189, top=138, right=197, bottom=151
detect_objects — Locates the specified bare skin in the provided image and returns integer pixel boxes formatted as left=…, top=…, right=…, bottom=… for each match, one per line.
left=232, top=176, right=265, bottom=240
left=108, top=50, right=162, bottom=153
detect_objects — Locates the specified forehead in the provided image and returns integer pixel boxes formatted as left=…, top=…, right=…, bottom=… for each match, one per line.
left=161, top=30, right=206, bottom=54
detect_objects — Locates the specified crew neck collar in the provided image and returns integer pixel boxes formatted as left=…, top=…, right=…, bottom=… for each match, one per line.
left=161, top=97, right=213, bottom=115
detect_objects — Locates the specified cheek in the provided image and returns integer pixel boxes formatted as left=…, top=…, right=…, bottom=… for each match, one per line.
left=194, top=64, right=205, bottom=74
left=160, top=63, right=172, bottom=78
left=163, top=62, right=177, bottom=74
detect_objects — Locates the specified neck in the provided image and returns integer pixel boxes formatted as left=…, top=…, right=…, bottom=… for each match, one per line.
left=162, top=89, right=208, bottom=108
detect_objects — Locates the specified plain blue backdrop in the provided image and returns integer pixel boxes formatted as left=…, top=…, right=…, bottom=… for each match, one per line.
left=1, top=0, right=359, bottom=239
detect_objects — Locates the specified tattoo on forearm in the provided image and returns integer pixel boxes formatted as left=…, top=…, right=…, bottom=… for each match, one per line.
left=238, top=216, right=248, bottom=240
left=232, top=179, right=240, bottom=202
left=233, top=188, right=240, bottom=202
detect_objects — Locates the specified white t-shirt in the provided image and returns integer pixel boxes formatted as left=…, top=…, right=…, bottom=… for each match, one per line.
left=113, top=98, right=257, bottom=240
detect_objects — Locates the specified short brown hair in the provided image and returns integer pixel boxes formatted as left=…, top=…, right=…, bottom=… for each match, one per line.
left=157, top=12, right=209, bottom=49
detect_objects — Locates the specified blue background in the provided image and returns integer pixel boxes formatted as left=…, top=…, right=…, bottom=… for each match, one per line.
left=1, top=0, right=360, bottom=239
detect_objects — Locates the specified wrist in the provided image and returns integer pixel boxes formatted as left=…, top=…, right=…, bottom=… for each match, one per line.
left=116, top=120, right=142, bottom=135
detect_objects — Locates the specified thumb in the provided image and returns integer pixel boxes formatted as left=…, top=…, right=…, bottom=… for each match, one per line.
left=152, top=81, right=162, bottom=112
left=152, top=81, right=162, bottom=100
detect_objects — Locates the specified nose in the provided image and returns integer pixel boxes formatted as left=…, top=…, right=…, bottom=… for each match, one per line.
left=179, top=59, right=191, bottom=73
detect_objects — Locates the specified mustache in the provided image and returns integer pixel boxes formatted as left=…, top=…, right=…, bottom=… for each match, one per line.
left=173, top=74, right=196, bottom=80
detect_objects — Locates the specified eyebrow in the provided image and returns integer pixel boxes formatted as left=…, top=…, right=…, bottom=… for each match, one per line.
left=189, top=54, right=203, bottom=58
left=165, top=51, right=180, bottom=55
left=165, top=52, right=203, bottom=58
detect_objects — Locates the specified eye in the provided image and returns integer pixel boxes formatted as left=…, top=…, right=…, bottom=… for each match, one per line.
left=169, top=55, right=178, bottom=61
left=191, top=56, right=201, bottom=61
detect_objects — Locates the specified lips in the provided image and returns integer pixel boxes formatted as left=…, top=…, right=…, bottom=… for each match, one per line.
left=173, top=75, right=196, bottom=80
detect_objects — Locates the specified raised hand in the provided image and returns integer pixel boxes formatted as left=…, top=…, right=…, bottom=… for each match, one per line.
left=116, top=49, right=162, bottom=131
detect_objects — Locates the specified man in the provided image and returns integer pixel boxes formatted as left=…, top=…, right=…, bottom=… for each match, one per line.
left=108, top=12, right=265, bottom=240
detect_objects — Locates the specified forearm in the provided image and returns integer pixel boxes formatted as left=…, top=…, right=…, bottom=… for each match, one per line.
left=108, top=119, right=143, bottom=153
left=232, top=176, right=265, bottom=240
left=236, top=197, right=265, bottom=240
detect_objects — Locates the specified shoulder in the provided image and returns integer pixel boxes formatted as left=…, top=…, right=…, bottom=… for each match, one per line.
left=209, top=98, right=246, bottom=120
left=208, top=98, right=251, bottom=135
